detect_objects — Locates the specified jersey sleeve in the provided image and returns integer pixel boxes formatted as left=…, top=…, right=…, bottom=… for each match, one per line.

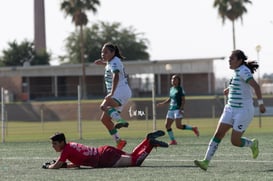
left=180, top=87, right=186, bottom=96
left=240, top=67, right=253, bottom=83
left=58, top=146, right=69, bottom=162
left=109, top=61, right=120, bottom=73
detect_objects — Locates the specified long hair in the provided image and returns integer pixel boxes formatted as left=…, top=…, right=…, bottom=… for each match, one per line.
left=172, top=74, right=181, bottom=86
left=103, top=42, right=125, bottom=60
left=232, top=49, right=259, bottom=74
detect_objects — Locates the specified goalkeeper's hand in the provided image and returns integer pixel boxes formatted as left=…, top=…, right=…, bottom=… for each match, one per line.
left=42, top=160, right=68, bottom=169
left=42, top=160, right=56, bottom=169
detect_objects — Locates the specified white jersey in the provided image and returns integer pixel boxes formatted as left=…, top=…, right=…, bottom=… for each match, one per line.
left=104, top=56, right=129, bottom=93
left=227, top=64, right=253, bottom=108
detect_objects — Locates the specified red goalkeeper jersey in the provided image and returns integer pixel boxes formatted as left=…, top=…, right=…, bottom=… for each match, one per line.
left=58, top=142, right=125, bottom=168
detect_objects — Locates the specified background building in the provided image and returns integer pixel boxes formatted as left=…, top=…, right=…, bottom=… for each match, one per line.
left=0, top=57, right=223, bottom=101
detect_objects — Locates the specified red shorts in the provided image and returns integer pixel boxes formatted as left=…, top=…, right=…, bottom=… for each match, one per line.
left=97, top=145, right=126, bottom=168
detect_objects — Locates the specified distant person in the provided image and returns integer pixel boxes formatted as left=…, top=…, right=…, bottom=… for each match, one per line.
left=42, top=131, right=168, bottom=169
left=94, top=42, right=132, bottom=150
left=194, top=50, right=266, bottom=171
left=157, top=74, right=199, bottom=145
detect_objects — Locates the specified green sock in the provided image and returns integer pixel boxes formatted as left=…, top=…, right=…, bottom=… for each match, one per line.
left=183, top=125, right=193, bottom=130
left=167, top=129, right=175, bottom=141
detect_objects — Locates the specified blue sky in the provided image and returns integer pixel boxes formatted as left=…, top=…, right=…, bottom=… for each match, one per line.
left=0, top=0, right=272, bottom=78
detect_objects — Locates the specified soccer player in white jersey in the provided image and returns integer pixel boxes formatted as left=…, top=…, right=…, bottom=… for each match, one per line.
left=94, top=42, right=132, bottom=150
left=194, top=50, right=266, bottom=171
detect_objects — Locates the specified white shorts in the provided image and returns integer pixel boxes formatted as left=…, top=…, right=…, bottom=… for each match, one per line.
left=166, top=110, right=183, bottom=119
left=112, top=85, right=132, bottom=112
left=219, top=105, right=254, bottom=132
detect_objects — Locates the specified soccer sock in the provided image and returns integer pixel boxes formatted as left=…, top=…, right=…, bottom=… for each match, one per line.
left=109, top=128, right=120, bottom=142
left=240, top=137, right=253, bottom=147
left=204, top=137, right=222, bottom=161
left=107, top=108, right=121, bottom=121
left=182, top=125, right=193, bottom=130
left=167, top=128, right=175, bottom=141
left=131, top=139, right=153, bottom=166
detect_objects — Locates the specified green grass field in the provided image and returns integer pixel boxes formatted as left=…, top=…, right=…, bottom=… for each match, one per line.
left=1, top=117, right=273, bottom=180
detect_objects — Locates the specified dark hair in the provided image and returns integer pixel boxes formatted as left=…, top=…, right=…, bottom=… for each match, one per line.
left=232, top=49, right=259, bottom=74
left=50, top=132, right=66, bottom=143
left=103, top=42, right=125, bottom=60
left=172, top=74, right=181, bottom=85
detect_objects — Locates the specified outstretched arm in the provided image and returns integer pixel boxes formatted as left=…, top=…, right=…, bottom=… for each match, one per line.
left=94, top=59, right=107, bottom=66
left=157, top=98, right=170, bottom=107
left=48, top=160, right=68, bottom=169
left=42, top=160, right=69, bottom=169
left=248, top=79, right=266, bottom=113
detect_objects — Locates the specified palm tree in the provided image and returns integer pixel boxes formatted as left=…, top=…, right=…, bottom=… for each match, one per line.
left=213, top=0, right=252, bottom=50
left=60, top=0, right=100, bottom=99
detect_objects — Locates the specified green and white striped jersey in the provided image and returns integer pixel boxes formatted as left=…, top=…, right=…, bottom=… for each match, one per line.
left=227, top=65, right=253, bottom=108
left=104, top=56, right=128, bottom=93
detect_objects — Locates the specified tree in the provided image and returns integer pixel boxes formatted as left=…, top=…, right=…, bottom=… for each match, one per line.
left=60, top=0, right=100, bottom=99
left=61, top=21, right=150, bottom=63
left=213, top=0, right=252, bottom=50
left=0, top=40, right=50, bottom=66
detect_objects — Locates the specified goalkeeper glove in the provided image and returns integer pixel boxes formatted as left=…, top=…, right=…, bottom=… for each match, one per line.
left=42, top=160, right=56, bottom=169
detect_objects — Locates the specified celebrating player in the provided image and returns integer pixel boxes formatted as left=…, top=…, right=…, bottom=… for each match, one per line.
left=157, top=74, right=199, bottom=145
left=194, top=50, right=266, bottom=171
left=94, top=42, right=132, bottom=150
left=42, top=131, right=168, bottom=169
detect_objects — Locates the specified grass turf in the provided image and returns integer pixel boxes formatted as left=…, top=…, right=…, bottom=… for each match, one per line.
left=1, top=117, right=273, bottom=180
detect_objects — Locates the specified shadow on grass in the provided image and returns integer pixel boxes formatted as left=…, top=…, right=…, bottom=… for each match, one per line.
left=140, top=165, right=196, bottom=168
left=75, top=165, right=198, bottom=170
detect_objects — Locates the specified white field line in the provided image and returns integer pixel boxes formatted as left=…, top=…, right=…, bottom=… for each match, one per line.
left=145, top=158, right=273, bottom=163
left=152, top=153, right=273, bottom=157
left=0, top=157, right=54, bottom=160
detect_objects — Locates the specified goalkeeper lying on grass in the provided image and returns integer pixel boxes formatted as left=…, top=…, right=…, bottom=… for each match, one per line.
left=42, top=131, right=168, bottom=169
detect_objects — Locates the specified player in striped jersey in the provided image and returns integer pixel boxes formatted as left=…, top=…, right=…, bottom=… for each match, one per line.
left=194, top=50, right=266, bottom=171
left=94, top=42, right=132, bottom=150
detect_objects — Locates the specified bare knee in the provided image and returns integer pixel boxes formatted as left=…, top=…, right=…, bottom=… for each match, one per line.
left=100, top=105, right=106, bottom=111
left=100, top=104, right=110, bottom=112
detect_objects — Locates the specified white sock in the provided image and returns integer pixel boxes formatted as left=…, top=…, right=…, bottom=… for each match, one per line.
left=108, top=108, right=121, bottom=121
left=241, top=137, right=253, bottom=147
left=112, top=133, right=120, bottom=142
left=204, top=138, right=221, bottom=161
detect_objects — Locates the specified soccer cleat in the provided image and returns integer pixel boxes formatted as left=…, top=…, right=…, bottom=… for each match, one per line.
left=146, top=130, right=165, bottom=140
left=169, top=140, right=178, bottom=145
left=116, top=139, right=127, bottom=150
left=115, top=119, right=129, bottom=129
left=149, top=139, right=169, bottom=148
left=192, top=127, right=199, bottom=137
left=250, top=138, right=259, bottom=159
left=194, top=159, right=209, bottom=171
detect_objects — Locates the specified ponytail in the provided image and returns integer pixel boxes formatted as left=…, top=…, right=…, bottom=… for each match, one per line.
left=244, top=61, right=259, bottom=74
left=232, top=49, right=259, bottom=74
